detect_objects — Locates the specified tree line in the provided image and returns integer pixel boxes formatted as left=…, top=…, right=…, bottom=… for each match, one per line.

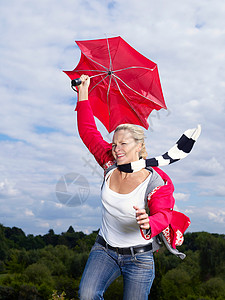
left=0, top=224, right=225, bottom=300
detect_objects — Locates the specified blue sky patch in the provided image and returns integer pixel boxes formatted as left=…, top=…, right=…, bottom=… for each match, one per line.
left=0, top=133, right=22, bottom=142
left=34, top=126, right=58, bottom=134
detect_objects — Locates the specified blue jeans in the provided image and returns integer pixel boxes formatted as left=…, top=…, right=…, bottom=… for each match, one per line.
left=79, top=241, right=155, bottom=300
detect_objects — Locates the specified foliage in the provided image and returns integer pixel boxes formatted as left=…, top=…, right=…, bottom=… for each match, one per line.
left=199, top=277, right=225, bottom=299
left=104, top=276, right=123, bottom=300
left=0, top=225, right=225, bottom=299
left=50, top=290, right=66, bottom=300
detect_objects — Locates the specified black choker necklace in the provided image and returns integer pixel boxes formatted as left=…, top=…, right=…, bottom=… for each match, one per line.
left=116, top=125, right=201, bottom=173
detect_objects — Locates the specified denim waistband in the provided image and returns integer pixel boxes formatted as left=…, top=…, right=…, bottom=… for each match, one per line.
left=96, top=235, right=152, bottom=255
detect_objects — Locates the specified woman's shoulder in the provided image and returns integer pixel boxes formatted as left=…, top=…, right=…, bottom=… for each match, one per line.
left=141, top=166, right=174, bottom=200
left=103, top=160, right=116, bottom=175
left=144, top=167, right=164, bottom=194
left=151, top=167, right=172, bottom=183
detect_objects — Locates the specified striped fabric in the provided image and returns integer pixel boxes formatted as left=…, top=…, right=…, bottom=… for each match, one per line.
left=117, top=125, right=201, bottom=173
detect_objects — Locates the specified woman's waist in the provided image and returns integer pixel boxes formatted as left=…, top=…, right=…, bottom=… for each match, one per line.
left=99, top=225, right=152, bottom=248
left=96, top=234, right=153, bottom=255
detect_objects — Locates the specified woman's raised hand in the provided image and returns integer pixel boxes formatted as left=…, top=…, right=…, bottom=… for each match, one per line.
left=78, top=74, right=90, bottom=101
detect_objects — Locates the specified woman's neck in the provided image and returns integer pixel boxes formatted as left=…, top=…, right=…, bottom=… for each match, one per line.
left=117, top=158, right=145, bottom=173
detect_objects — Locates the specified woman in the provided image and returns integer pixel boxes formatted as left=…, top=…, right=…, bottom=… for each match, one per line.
left=77, top=75, right=175, bottom=300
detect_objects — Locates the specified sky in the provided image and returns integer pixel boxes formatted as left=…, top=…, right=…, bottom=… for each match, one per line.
left=0, top=0, right=225, bottom=236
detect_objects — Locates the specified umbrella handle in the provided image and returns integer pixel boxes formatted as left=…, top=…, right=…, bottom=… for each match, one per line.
left=71, top=78, right=82, bottom=93
left=71, top=78, right=82, bottom=86
left=71, top=73, right=106, bottom=92
left=71, top=72, right=106, bottom=88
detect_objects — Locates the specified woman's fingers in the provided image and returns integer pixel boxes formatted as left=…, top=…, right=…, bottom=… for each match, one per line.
left=133, top=206, right=150, bottom=229
left=78, top=75, right=90, bottom=89
left=80, top=74, right=89, bottom=82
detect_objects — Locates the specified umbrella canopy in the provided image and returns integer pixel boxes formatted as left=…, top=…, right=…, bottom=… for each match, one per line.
left=64, top=36, right=167, bottom=133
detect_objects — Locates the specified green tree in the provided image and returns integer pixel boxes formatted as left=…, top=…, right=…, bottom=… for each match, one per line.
left=150, top=253, right=164, bottom=300
left=6, top=249, right=26, bottom=273
left=74, top=231, right=98, bottom=253
left=23, top=263, right=53, bottom=286
left=200, top=277, right=225, bottom=299
left=43, top=229, right=58, bottom=247
left=54, top=276, right=78, bottom=299
left=0, top=285, right=17, bottom=300
left=104, top=276, right=123, bottom=300
left=0, top=224, right=9, bottom=260
left=68, top=252, right=88, bottom=279
left=4, top=227, right=26, bottom=249
left=60, top=230, right=85, bottom=249
left=17, top=284, right=39, bottom=300
left=161, top=268, right=193, bottom=300
left=67, top=226, right=75, bottom=234
left=196, top=232, right=225, bottom=281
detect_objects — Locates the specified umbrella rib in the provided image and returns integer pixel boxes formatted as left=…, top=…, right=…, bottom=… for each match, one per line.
left=81, top=51, right=109, bottom=72
left=111, top=76, right=144, bottom=126
left=112, top=73, right=163, bottom=107
left=107, top=75, right=112, bottom=99
left=114, top=66, right=156, bottom=73
left=89, top=74, right=109, bottom=94
left=72, top=69, right=108, bottom=74
left=106, top=75, right=112, bottom=121
left=90, top=72, right=109, bottom=79
left=106, top=37, right=113, bottom=71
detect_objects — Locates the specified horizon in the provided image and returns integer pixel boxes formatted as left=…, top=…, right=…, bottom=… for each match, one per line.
left=1, top=223, right=224, bottom=237
left=0, top=0, right=225, bottom=236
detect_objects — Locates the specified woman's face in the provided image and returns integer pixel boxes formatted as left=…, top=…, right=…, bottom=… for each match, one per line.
left=112, top=129, right=141, bottom=165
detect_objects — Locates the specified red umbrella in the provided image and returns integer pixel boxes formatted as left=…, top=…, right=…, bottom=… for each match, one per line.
left=64, top=36, right=167, bottom=133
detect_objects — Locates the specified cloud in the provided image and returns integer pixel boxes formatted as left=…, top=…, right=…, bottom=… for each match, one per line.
left=208, top=211, right=225, bottom=224
left=0, top=0, right=225, bottom=235
left=184, top=208, right=194, bottom=214
left=184, top=206, right=225, bottom=234
left=25, top=209, right=34, bottom=217
left=194, top=157, right=224, bottom=177
left=0, top=179, right=20, bottom=197
left=174, top=193, right=190, bottom=202
left=199, top=184, right=225, bottom=197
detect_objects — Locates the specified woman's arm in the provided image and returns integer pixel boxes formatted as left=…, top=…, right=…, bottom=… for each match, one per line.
left=148, top=168, right=175, bottom=238
left=76, top=75, right=114, bottom=168
left=77, top=74, right=90, bottom=102
left=139, top=168, right=175, bottom=239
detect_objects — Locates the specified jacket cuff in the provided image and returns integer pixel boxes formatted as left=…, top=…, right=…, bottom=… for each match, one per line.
left=140, top=226, right=151, bottom=240
left=75, top=100, right=89, bottom=111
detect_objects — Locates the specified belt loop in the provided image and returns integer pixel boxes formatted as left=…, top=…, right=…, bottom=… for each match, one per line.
left=130, top=247, right=135, bottom=257
left=105, top=241, right=108, bottom=250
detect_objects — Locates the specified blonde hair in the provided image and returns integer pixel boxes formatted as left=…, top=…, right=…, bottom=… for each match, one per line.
left=114, top=124, right=148, bottom=159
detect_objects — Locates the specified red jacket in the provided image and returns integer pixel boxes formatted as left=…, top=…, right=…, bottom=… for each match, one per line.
left=76, top=100, right=190, bottom=250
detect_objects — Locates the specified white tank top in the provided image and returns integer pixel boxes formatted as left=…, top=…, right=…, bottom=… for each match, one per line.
left=99, top=168, right=153, bottom=247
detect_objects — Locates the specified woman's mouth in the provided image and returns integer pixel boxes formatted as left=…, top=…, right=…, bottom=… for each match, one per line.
left=116, top=154, right=125, bottom=160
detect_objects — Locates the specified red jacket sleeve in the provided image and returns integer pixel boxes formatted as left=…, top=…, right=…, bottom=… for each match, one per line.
left=169, top=211, right=191, bottom=248
left=143, top=167, right=175, bottom=239
left=76, top=100, right=114, bottom=168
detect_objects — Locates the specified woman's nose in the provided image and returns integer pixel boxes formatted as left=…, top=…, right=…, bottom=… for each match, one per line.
left=114, top=144, right=121, bottom=152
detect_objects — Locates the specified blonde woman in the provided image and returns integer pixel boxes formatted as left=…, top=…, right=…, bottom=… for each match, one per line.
left=77, top=75, right=175, bottom=300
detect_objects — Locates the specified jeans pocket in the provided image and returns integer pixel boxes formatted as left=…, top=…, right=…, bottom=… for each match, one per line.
left=132, top=251, right=154, bottom=270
